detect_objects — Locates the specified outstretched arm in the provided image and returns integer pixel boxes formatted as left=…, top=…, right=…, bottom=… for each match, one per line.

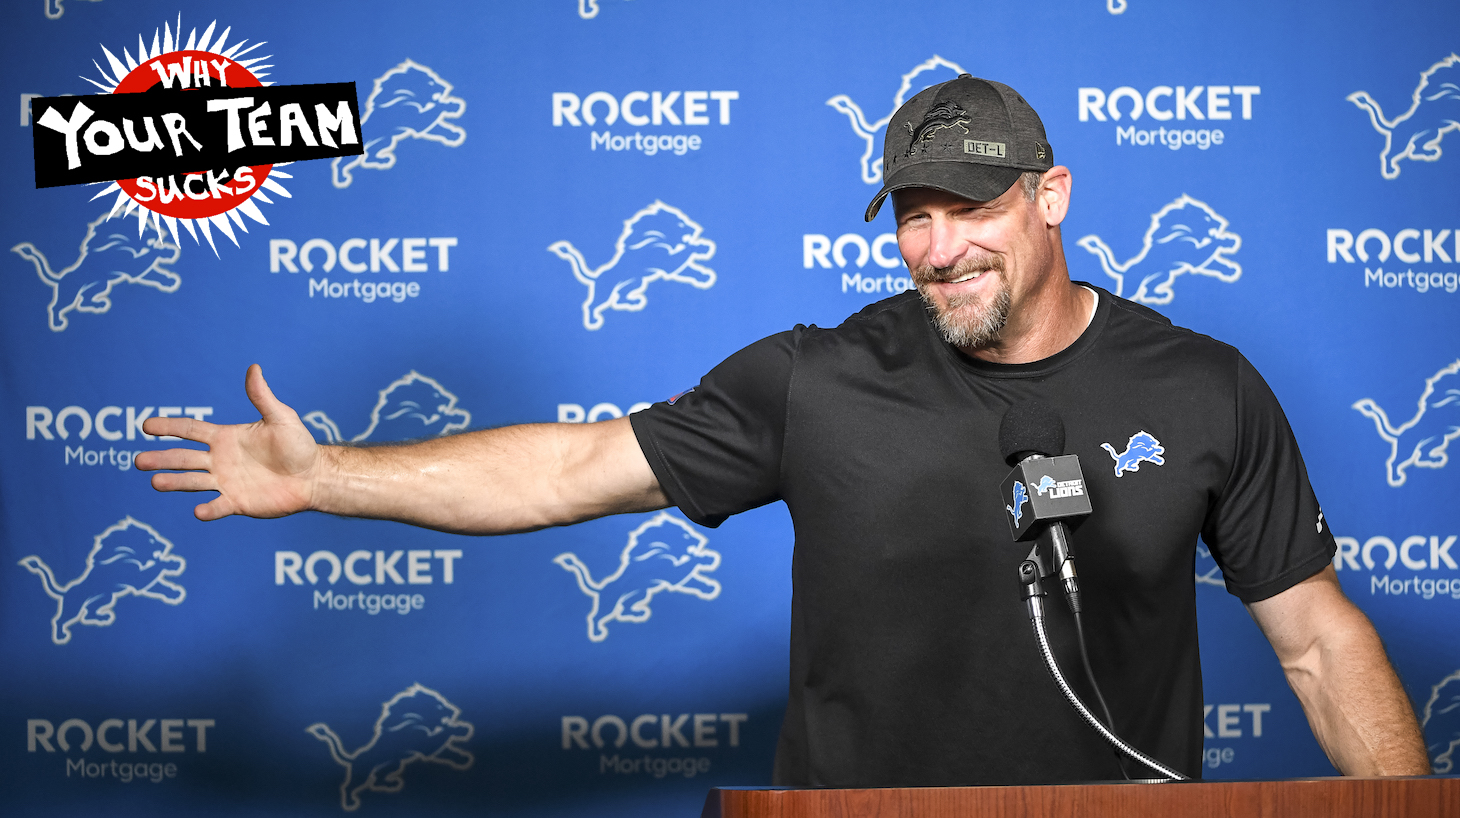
left=134, top=364, right=669, bottom=534
left=1246, top=565, right=1431, bottom=775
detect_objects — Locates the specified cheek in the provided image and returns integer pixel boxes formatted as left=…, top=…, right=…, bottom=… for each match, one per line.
left=896, top=233, right=921, bottom=268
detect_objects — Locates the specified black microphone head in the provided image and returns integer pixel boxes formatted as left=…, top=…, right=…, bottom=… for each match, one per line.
left=998, top=401, right=1066, bottom=465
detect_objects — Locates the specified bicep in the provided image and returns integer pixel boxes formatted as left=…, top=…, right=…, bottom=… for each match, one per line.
left=555, top=417, right=669, bottom=522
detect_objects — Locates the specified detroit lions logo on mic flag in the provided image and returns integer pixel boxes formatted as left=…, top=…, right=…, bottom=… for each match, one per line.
left=1006, top=481, right=1028, bottom=526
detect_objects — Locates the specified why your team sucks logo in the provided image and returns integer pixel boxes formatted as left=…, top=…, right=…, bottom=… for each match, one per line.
left=17, top=517, right=184, bottom=645
left=547, top=201, right=716, bottom=330
left=1076, top=195, right=1241, bottom=304
left=331, top=59, right=466, bottom=188
left=1347, top=54, right=1460, bottom=180
left=306, top=683, right=474, bottom=812
left=1101, top=431, right=1166, bottom=477
left=554, top=512, right=721, bottom=642
left=303, top=371, right=471, bottom=444
left=1352, top=359, right=1460, bottom=487
left=12, top=212, right=182, bottom=332
left=827, top=55, right=968, bottom=185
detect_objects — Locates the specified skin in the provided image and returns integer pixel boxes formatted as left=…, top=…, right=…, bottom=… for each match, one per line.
left=134, top=170, right=1430, bottom=777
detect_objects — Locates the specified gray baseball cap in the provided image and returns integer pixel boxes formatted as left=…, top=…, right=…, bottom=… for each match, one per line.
left=865, top=74, right=1054, bottom=221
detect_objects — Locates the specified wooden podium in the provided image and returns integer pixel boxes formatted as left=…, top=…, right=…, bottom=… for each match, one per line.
left=702, top=776, right=1459, bottom=817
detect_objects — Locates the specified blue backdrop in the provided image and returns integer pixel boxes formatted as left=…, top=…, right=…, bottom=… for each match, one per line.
left=3, top=1, right=1458, bottom=816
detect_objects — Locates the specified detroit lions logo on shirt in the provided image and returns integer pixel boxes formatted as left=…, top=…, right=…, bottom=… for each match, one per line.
left=1101, top=431, right=1166, bottom=477
left=1006, top=481, right=1029, bottom=525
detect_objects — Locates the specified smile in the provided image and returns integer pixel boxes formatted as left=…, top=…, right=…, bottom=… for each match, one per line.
left=946, top=270, right=991, bottom=284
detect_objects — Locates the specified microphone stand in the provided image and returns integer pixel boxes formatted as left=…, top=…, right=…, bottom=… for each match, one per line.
left=1018, top=556, right=1189, bottom=781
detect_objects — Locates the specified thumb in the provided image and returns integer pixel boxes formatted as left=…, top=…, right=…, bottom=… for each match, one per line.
left=244, top=364, right=295, bottom=424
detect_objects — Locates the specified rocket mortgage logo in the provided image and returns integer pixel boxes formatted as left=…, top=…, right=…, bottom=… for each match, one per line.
left=27, top=15, right=363, bottom=255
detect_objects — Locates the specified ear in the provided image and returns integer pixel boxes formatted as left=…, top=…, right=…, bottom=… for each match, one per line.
left=1038, top=166, right=1072, bottom=228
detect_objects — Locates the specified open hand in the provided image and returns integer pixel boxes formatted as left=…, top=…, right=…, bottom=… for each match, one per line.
left=135, top=364, right=322, bottom=521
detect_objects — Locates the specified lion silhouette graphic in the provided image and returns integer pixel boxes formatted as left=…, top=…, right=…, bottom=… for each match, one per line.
left=331, top=59, right=466, bottom=188
left=554, top=512, right=721, bottom=642
left=1423, top=669, right=1460, bottom=774
left=44, top=0, right=103, bottom=19
left=827, top=55, right=968, bottom=185
left=17, top=517, right=185, bottom=645
left=1076, top=194, right=1241, bottom=304
left=1101, top=431, right=1167, bottom=477
left=1348, top=54, right=1460, bottom=179
left=12, top=212, right=182, bottom=331
left=306, top=683, right=474, bottom=812
left=548, top=201, right=717, bottom=330
left=303, top=371, right=471, bottom=444
left=1352, top=359, right=1460, bottom=487
left=1195, top=543, right=1224, bottom=587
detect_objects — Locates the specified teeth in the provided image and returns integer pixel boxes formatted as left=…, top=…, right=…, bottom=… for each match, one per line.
left=949, top=271, right=983, bottom=284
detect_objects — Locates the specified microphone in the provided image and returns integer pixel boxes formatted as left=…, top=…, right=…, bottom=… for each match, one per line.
left=997, top=401, right=1090, bottom=612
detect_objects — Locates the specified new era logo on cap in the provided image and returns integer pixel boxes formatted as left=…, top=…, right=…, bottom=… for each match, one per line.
left=866, top=74, right=1053, bottom=221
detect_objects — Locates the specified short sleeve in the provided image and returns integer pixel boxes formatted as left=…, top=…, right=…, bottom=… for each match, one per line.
left=1202, top=354, right=1338, bottom=603
left=629, top=329, right=800, bottom=527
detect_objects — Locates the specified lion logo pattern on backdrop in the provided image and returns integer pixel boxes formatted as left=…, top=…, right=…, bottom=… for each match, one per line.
left=331, top=59, right=466, bottom=188
left=554, top=512, right=721, bottom=642
left=1352, top=359, right=1460, bottom=487
left=44, top=0, right=102, bottom=19
left=1076, top=195, right=1241, bottom=304
left=1347, top=54, right=1460, bottom=180
left=548, top=201, right=717, bottom=330
left=306, top=683, right=474, bottom=812
left=12, top=212, right=182, bottom=332
left=1422, top=669, right=1460, bottom=774
left=303, top=372, right=472, bottom=444
left=827, top=55, right=968, bottom=185
left=17, top=517, right=185, bottom=645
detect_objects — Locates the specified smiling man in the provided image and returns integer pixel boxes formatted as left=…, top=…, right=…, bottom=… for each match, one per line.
left=137, top=75, right=1429, bottom=786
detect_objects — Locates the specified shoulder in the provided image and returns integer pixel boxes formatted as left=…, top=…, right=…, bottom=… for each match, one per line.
left=794, top=291, right=932, bottom=363
left=1093, top=285, right=1243, bottom=377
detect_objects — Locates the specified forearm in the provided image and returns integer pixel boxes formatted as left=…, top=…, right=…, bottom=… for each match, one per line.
left=1278, top=606, right=1430, bottom=775
left=310, top=419, right=667, bottom=534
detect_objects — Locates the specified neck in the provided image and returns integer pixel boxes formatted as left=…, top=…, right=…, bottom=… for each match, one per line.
left=963, top=261, right=1092, bottom=365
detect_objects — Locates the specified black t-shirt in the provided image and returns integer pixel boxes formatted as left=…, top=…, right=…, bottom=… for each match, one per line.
left=630, top=285, right=1336, bottom=786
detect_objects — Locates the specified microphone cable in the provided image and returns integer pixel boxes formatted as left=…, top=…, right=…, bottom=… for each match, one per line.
left=1071, top=609, right=1131, bottom=780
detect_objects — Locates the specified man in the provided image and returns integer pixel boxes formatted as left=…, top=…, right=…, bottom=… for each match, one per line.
left=136, top=75, right=1429, bottom=785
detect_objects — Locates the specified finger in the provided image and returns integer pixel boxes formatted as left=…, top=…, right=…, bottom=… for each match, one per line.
left=150, top=471, right=219, bottom=493
left=195, top=497, right=235, bottom=521
left=142, top=416, right=218, bottom=444
left=245, top=363, right=297, bottom=424
left=135, top=448, right=211, bottom=472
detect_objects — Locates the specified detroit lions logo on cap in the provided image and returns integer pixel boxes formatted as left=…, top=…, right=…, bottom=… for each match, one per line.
left=905, top=101, right=970, bottom=157
left=1101, top=431, right=1166, bottom=477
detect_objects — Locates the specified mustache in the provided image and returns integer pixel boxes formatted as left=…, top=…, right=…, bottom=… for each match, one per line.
left=910, top=253, right=1006, bottom=285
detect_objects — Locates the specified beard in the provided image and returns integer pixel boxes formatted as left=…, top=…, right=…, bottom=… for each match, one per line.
left=912, top=253, right=1011, bottom=349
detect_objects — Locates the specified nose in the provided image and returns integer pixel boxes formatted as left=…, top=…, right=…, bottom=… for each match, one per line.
left=926, top=215, right=964, bottom=271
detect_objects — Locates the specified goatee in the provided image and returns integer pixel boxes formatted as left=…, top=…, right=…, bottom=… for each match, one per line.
left=912, top=255, right=1011, bottom=349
